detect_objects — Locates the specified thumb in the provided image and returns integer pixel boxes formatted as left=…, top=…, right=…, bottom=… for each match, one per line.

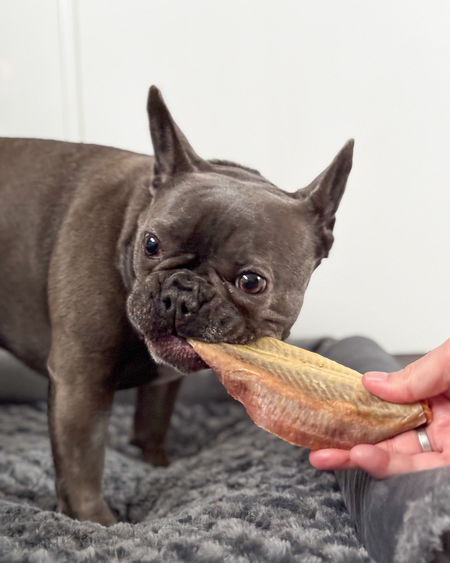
left=362, top=339, right=450, bottom=403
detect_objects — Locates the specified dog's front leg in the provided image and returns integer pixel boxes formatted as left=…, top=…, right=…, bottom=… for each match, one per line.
left=47, top=349, right=116, bottom=526
left=131, top=373, right=182, bottom=466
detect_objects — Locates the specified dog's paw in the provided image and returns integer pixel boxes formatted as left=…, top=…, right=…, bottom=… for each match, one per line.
left=142, top=447, right=170, bottom=467
left=57, top=498, right=118, bottom=527
left=130, top=436, right=170, bottom=466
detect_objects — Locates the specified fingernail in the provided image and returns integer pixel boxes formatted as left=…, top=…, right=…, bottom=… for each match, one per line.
left=363, top=371, right=389, bottom=382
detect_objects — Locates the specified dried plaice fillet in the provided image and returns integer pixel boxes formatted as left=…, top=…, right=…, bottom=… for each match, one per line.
left=188, top=338, right=432, bottom=450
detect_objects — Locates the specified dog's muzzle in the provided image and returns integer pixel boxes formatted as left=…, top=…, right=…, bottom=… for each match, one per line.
left=127, top=269, right=249, bottom=372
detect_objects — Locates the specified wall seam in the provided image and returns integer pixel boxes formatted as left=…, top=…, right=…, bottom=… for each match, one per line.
left=56, top=0, right=84, bottom=142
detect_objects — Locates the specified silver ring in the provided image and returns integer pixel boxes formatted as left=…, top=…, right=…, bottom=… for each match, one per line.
left=417, top=427, right=432, bottom=452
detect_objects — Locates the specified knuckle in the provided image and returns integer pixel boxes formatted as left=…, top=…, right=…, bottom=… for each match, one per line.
left=441, top=339, right=450, bottom=376
left=394, top=365, right=417, bottom=402
left=380, top=438, right=397, bottom=454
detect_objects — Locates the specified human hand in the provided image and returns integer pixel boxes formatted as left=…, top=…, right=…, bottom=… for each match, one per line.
left=309, top=339, right=450, bottom=478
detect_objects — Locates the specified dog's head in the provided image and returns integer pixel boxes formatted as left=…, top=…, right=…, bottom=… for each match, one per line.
left=127, top=87, right=353, bottom=373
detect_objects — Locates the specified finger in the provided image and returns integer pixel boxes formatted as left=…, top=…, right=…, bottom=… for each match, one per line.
left=362, top=338, right=450, bottom=403
left=309, top=449, right=358, bottom=471
left=349, top=445, right=447, bottom=478
left=375, top=427, right=438, bottom=456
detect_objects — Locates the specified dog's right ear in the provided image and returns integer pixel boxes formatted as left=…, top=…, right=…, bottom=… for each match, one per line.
left=147, top=86, right=212, bottom=189
left=294, top=140, right=354, bottom=259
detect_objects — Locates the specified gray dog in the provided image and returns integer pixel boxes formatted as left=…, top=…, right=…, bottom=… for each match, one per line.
left=0, top=87, right=353, bottom=525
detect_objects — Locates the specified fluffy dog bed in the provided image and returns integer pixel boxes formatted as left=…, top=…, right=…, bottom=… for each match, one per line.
left=0, top=338, right=449, bottom=563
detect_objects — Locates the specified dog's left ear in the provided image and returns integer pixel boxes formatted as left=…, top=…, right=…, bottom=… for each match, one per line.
left=147, top=86, right=212, bottom=189
left=295, top=140, right=354, bottom=258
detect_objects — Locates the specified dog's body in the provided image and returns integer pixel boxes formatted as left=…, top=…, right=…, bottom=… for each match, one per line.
left=0, top=87, right=353, bottom=525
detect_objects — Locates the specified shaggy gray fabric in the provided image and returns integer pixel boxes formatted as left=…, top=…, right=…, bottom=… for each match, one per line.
left=0, top=393, right=371, bottom=562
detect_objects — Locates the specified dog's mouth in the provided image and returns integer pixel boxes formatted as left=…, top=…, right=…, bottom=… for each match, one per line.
left=144, top=335, right=209, bottom=374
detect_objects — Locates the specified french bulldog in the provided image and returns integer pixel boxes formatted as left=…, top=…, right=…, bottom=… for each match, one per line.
left=0, top=86, right=353, bottom=525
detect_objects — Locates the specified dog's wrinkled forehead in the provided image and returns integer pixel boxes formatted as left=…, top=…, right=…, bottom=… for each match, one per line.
left=142, top=172, right=313, bottom=270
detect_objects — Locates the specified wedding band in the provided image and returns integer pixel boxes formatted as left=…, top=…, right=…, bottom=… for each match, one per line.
left=417, top=427, right=432, bottom=452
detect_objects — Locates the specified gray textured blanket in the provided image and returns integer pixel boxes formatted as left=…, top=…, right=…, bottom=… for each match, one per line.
left=0, top=338, right=449, bottom=563
left=0, top=400, right=369, bottom=563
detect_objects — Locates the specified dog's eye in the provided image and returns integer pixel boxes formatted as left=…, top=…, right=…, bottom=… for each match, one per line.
left=236, top=272, right=267, bottom=294
left=144, top=233, right=162, bottom=258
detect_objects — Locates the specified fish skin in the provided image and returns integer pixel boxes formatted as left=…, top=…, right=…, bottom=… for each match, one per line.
left=189, top=337, right=432, bottom=450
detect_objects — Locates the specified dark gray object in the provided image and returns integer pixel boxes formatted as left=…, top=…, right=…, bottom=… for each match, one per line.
left=320, top=336, right=450, bottom=563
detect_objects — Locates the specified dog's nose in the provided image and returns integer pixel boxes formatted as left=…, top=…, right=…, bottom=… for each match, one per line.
left=159, top=271, right=206, bottom=330
left=161, top=292, right=193, bottom=318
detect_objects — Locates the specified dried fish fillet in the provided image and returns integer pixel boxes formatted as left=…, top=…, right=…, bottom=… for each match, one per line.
left=188, top=338, right=432, bottom=450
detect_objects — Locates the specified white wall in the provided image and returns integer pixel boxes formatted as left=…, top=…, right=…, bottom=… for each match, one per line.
left=0, top=0, right=64, bottom=139
left=1, top=0, right=449, bottom=353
